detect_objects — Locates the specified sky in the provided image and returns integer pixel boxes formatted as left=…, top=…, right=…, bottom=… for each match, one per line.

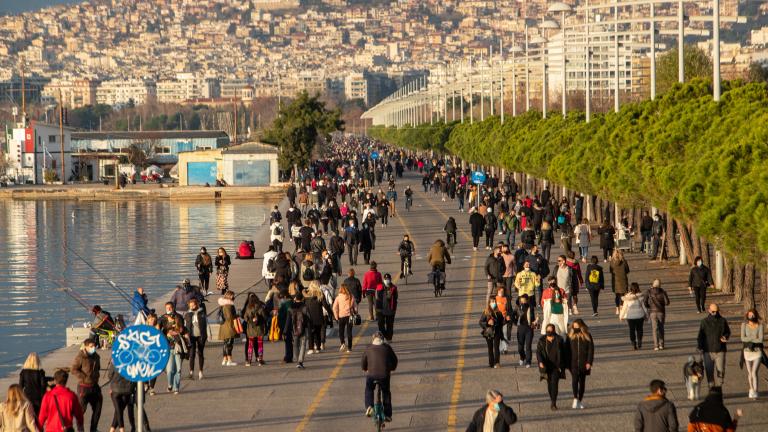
left=0, top=0, right=82, bottom=15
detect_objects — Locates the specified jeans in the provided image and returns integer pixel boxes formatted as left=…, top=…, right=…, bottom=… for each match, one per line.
left=293, top=333, right=308, bottom=363
left=472, top=235, right=480, bottom=248
left=366, top=292, right=376, bottom=320
left=517, top=325, right=533, bottom=365
left=110, top=392, right=134, bottom=429
left=703, top=351, right=726, bottom=387
left=641, top=230, right=651, bottom=252
left=198, top=272, right=210, bottom=292
left=378, top=314, right=395, bottom=341
left=189, top=335, right=205, bottom=372
left=649, top=312, right=665, bottom=348
left=603, top=248, right=613, bottom=261
left=339, top=316, right=353, bottom=348
left=587, top=288, right=600, bottom=314
left=166, top=353, right=182, bottom=391
left=579, top=246, right=588, bottom=259
left=693, top=285, right=707, bottom=313
left=347, top=244, right=359, bottom=265
left=614, top=293, right=623, bottom=308
left=572, top=370, right=587, bottom=401
left=541, top=243, right=551, bottom=261
left=365, top=376, right=392, bottom=417
left=77, top=385, right=102, bottom=432
left=485, top=331, right=502, bottom=367
left=485, top=230, right=495, bottom=247
left=627, top=318, right=644, bottom=348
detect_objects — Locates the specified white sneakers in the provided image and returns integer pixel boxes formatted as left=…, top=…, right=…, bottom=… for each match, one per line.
left=198, top=371, right=204, bottom=380
left=518, top=360, right=524, bottom=366
left=572, top=399, right=585, bottom=409
left=748, top=390, right=758, bottom=399
left=307, top=349, right=315, bottom=355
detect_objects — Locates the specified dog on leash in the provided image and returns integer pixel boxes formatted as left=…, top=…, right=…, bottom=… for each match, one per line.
left=683, top=356, right=705, bottom=400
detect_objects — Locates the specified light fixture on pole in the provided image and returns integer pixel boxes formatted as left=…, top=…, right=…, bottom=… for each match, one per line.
left=678, top=0, right=686, bottom=83
left=509, top=45, right=523, bottom=117
left=713, top=0, right=720, bottom=101
left=530, top=31, right=551, bottom=118
left=547, top=2, right=573, bottom=118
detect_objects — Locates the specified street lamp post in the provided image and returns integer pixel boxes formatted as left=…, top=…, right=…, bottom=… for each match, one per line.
left=469, top=56, right=474, bottom=124
left=651, top=2, right=656, bottom=99
left=500, top=39, right=505, bottom=123
left=525, top=25, right=530, bottom=112
left=614, top=0, right=621, bottom=113
left=678, top=0, right=685, bottom=83
left=548, top=2, right=574, bottom=118
left=510, top=46, right=522, bottom=117
left=713, top=0, right=721, bottom=101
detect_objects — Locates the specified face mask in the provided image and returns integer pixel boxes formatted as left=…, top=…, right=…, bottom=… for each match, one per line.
left=490, top=302, right=497, bottom=309
left=710, top=311, right=718, bottom=316
left=573, top=328, right=581, bottom=334
left=748, top=316, right=757, bottom=322
left=546, top=331, right=554, bottom=337
left=87, top=347, right=96, bottom=355
left=166, top=309, right=173, bottom=315
left=697, top=261, right=703, bottom=267
left=493, top=403, right=500, bottom=411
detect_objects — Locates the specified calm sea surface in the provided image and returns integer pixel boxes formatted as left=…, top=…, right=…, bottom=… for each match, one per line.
left=0, top=199, right=273, bottom=376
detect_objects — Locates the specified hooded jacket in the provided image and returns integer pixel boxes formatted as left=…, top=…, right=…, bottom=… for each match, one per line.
left=688, top=390, right=736, bottom=432
left=634, top=394, right=678, bottom=432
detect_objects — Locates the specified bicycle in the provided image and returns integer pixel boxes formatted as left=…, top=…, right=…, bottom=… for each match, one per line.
left=428, top=267, right=445, bottom=297
left=92, top=328, right=117, bottom=349
left=446, top=231, right=456, bottom=254
left=372, top=380, right=386, bottom=431
left=402, top=256, right=411, bottom=285
left=405, top=196, right=413, bottom=211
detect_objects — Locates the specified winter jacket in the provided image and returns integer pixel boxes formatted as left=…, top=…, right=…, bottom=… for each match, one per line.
left=218, top=300, right=238, bottom=340
left=634, top=394, right=679, bottom=432
left=184, top=308, right=208, bottom=342
left=479, top=310, right=505, bottom=339
left=195, top=253, right=213, bottom=274
left=520, top=229, right=535, bottom=247
left=620, top=293, right=647, bottom=320
left=361, top=341, right=398, bottom=380
left=697, top=314, right=731, bottom=353
left=688, top=391, right=736, bottom=432
left=285, top=302, right=310, bottom=338
left=610, top=259, right=631, bottom=295
left=333, top=292, right=357, bottom=320
left=107, top=363, right=135, bottom=395
left=485, top=254, right=505, bottom=283
left=243, top=303, right=268, bottom=338
left=484, top=212, right=498, bottom=232
left=598, top=225, right=616, bottom=249
left=427, top=242, right=451, bottom=269
left=306, top=296, right=328, bottom=326
left=689, top=265, right=714, bottom=289
left=537, top=334, right=566, bottom=376
left=469, top=212, right=486, bottom=237
left=645, top=287, right=671, bottom=314
left=343, top=276, right=363, bottom=303
left=18, top=368, right=46, bottom=414
left=566, top=336, right=594, bottom=373
left=0, top=400, right=38, bottom=432
left=465, top=403, right=518, bottom=432
left=71, top=350, right=100, bottom=387
left=362, top=270, right=383, bottom=294
left=38, top=385, right=84, bottom=432
left=584, top=263, right=605, bottom=292
left=376, top=285, right=398, bottom=316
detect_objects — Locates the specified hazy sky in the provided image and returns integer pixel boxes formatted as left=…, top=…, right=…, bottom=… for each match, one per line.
left=0, top=0, right=82, bottom=15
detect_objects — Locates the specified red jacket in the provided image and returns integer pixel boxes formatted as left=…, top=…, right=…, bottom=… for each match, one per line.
left=39, top=385, right=84, bottom=432
left=362, top=270, right=383, bottom=294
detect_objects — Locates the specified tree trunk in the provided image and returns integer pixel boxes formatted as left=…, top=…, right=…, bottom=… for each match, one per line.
left=733, top=258, right=746, bottom=303
left=666, top=216, right=679, bottom=258
left=679, top=222, right=695, bottom=265
left=744, top=263, right=756, bottom=311
left=722, top=255, right=734, bottom=295
left=760, top=258, right=768, bottom=321
left=691, top=225, right=702, bottom=260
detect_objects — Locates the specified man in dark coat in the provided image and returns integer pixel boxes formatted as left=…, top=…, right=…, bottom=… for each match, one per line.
left=362, top=332, right=398, bottom=422
left=469, top=208, right=486, bottom=251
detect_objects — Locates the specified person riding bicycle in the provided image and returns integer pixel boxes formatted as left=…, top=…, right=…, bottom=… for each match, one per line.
left=444, top=216, right=458, bottom=249
left=404, top=185, right=414, bottom=208
left=362, top=331, right=398, bottom=423
left=427, top=239, right=452, bottom=273
left=397, top=234, right=415, bottom=278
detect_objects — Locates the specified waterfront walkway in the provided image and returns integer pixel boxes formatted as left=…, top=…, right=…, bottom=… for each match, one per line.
left=10, top=170, right=768, bottom=431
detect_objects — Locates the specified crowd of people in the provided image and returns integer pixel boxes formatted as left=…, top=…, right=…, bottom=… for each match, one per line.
left=1, top=135, right=764, bottom=432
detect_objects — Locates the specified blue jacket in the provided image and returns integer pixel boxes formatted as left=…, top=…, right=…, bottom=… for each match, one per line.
left=131, top=291, right=149, bottom=317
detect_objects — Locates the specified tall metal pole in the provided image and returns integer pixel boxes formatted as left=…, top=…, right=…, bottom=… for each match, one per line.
left=561, top=11, right=567, bottom=117
left=650, top=2, right=656, bottom=100
left=469, top=56, right=474, bottom=124
left=525, top=26, right=530, bottom=112
left=489, top=46, right=494, bottom=117
left=500, top=39, right=505, bottom=124
left=585, top=0, right=591, bottom=122
left=542, top=51, right=548, bottom=118
left=614, top=0, right=620, bottom=113
left=512, top=47, right=517, bottom=117
left=480, top=52, right=485, bottom=121
left=713, top=0, right=721, bottom=101
left=443, top=64, right=448, bottom=122
left=678, top=0, right=685, bottom=83
left=137, top=381, right=144, bottom=432
left=58, top=90, right=65, bottom=184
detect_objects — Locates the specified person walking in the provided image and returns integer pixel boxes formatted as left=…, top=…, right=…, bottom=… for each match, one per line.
left=469, top=207, right=486, bottom=251
left=277, top=293, right=294, bottom=364
left=465, top=390, right=518, bottom=432
left=574, top=219, right=591, bottom=261
left=376, top=274, right=398, bottom=342
left=286, top=293, right=310, bottom=369
left=541, top=278, right=569, bottom=336
left=218, top=290, right=239, bottom=366
left=609, top=249, right=630, bottom=315
left=515, top=294, right=537, bottom=368
left=584, top=256, right=604, bottom=317
left=306, top=283, right=332, bottom=353
left=243, top=294, right=268, bottom=366
left=362, top=332, right=398, bottom=422
left=620, top=283, right=648, bottom=350
left=644, top=279, right=670, bottom=351
left=18, top=353, right=46, bottom=418
left=344, top=268, right=363, bottom=305
left=183, top=297, right=207, bottom=380
left=362, top=262, right=383, bottom=322
left=333, top=284, right=358, bottom=352
left=485, top=246, right=505, bottom=295
left=38, top=370, right=84, bottom=432
left=539, top=221, right=554, bottom=261
left=480, top=296, right=505, bottom=369
left=566, top=319, right=594, bottom=409
left=195, top=246, right=213, bottom=294
left=597, top=220, right=616, bottom=262
left=537, top=323, right=567, bottom=410
left=634, top=379, right=678, bottom=432
left=688, top=387, right=741, bottom=431
left=163, top=315, right=187, bottom=394
left=688, top=256, right=715, bottom=314
left=514, top=261, right=540, bottom=305
left=0, top=384, right=39, bottom=432
left=697, top=303, right=731, bottom=387
left=343, top=220, right=360, bottom=266
left=106, top=362, right=136, bottom=432
left=484, top=209, right=498, bottom=249
left=215, top=247, right=231, bottom=293
left=70, top=339, right=101, bottom=432
left=741, top=309, right=764, bottom=399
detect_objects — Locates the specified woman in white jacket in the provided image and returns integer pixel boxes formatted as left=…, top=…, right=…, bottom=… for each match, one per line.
left=619, top=282, right=648, bottom=350
left=541, top=278, right=570, bottom=336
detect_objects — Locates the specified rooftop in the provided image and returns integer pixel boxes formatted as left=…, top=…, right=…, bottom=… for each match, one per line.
left=71, top=130, right=230, bottom=140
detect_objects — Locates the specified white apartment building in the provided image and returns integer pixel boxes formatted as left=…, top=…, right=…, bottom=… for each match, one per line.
left=96, top=79, right=157, bottom=106
left=220, top=78, right=252, bottom=99
left=42, top=78, right=100, bottom=108
left=345, top=72, right=370, bottom=105
left=157, top=73, right=220, bottom=104
left=6, top=121, right=74, bottom=184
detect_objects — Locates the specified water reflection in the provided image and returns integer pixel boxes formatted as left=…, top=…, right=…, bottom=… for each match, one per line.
left=0, top=199, right=272, bottom=376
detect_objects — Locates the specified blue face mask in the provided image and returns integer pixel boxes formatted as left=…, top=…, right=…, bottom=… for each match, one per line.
left=87, top=347, right=96, bottom=355
left=493, top=403, right=501, bottom=411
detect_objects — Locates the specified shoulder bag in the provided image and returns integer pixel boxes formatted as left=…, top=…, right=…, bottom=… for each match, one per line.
left=54, top=396, right=76, bottom=432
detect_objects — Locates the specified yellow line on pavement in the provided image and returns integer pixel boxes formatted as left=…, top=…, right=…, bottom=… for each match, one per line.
left=295, top=197, right=414, bottom=432
left=420, top=196, right=478, bottom=431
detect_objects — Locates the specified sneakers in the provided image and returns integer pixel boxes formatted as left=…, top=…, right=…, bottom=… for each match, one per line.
left=518, top=360, right=525, bottom=366
left=654, top=347, right=659, bottom=351
left=346, top=348, right=351, bottom=353
left=226, top=361, right=238, bottom=366
left=320, top=344, right=325, bottom=351
left=748, top=390, right=757, bottom=399
left=221, top=359, right=227, bottom=366
left=473, top=247, right=477, bottom=251
left=258, top=359, right=265, bottom=366
left=592, top=312, right=598, bottom=317
left=525, top=363, right=531, bottom=368
left=149, top=389, right=156, bottom=396
left=365, top=406, right=374, bottom=417
left=307, top=349, right=315, bottom=355
left=245, top=362, right=251, bottom=367
left=174, top=390, right=179, bottom=395
left=493, top=363, right=500, bottom=369
left=572, top=399, right=579, bottom=409
left=385, top=416, right=392, bottom=423
left=198, top=371, right=204, bottom=380
left=572, top=305, right=579, bottom=315
left=578, top=401, right=585, bottom=409
left=297, top=363, right=305, bottom=369
left=188, top=371, right=193, bottom=379
left=339, top=344, right=347, bottom=352
left=167, top=386, right=172, bottom=392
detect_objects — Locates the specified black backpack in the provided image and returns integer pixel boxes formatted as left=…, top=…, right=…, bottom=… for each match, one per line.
left=267, top=257, right=277, bottom=273
left=302, top=263, right=315, bottom=281
left=272, top=225, right=283, bottom=236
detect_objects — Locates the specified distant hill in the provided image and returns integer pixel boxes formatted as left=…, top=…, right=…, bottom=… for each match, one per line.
left=0, top=0, right=82, bottom=15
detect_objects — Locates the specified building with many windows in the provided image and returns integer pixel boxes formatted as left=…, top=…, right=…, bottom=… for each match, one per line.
left=96, top=79, right=157, bottom=107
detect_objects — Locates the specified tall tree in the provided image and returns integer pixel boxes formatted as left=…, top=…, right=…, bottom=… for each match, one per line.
left=264, top=91, right=344, bottom=171
left=655, top=45, right=713, bottom=94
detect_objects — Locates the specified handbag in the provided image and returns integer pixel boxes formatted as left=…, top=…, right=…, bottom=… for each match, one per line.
left=233, top=317, right=244, bottom=335
left=54, top=396, right=76, bottom=432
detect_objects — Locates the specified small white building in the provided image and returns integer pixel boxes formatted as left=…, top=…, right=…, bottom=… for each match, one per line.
left=5, top=121, right=74, bottom=184
left=177, top=142, right=279, bottom=186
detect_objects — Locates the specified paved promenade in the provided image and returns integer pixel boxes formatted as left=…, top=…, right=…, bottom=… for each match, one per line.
left=8, top=170, right=767, bottom=431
